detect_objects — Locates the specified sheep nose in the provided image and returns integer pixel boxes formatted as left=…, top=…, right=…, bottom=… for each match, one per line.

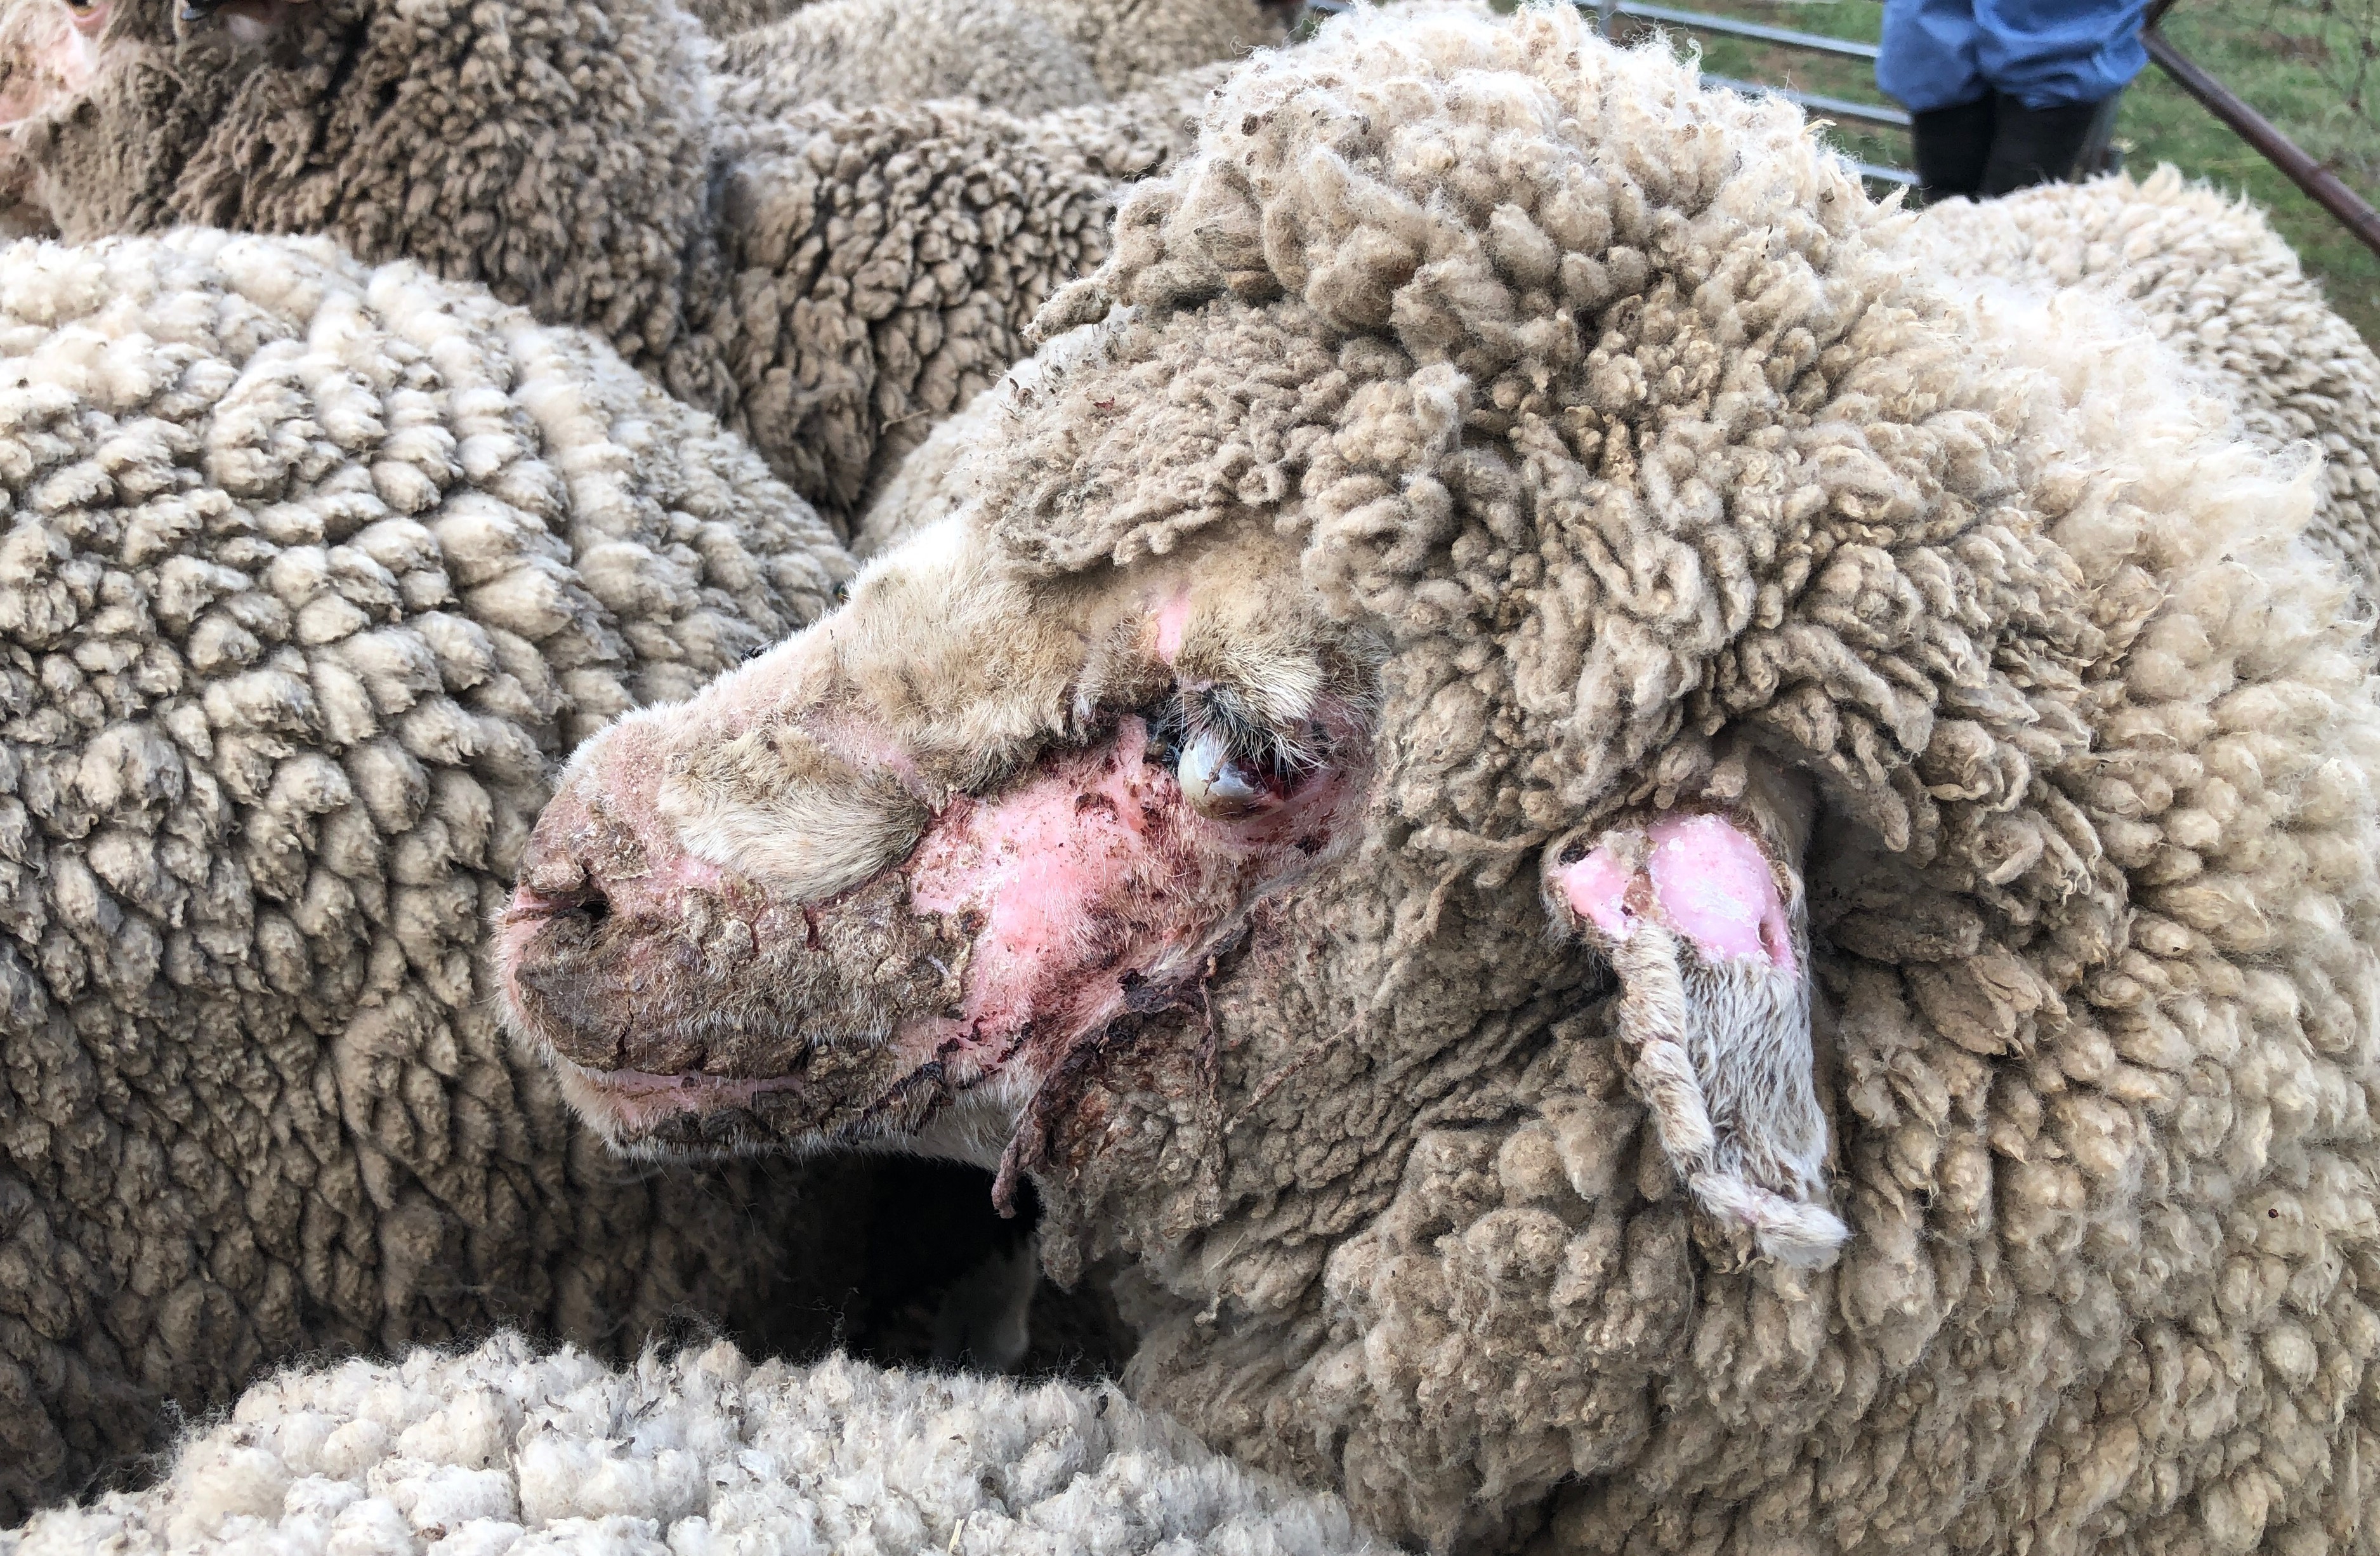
left=508, top=836, right=615, bottom=932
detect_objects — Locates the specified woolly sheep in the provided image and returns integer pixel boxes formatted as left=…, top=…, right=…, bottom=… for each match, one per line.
left=713, top=0, right=1281, bottom=116
left=1, top=1333, right=1383, bottom=1556
left=492, top=6, right=2380, bottom=1553
left=0, top=227, right=862, bottom=1526
left=1909, top=167, right=2380, bottom=586
left=0, top=0, right=1242, bottom=529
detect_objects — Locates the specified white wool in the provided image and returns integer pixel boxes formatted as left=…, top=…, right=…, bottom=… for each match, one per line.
left=0, top=1337, right=1384, bottom=1556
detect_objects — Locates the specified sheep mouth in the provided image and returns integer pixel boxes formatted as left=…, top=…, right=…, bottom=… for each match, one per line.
left=546, top=1048, right=961, bottom=1157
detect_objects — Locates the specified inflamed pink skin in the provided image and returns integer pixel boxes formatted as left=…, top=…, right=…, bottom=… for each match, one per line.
left=1554, top=809, right=1798, bottom=977
left=495, top=520, right=1832, bottom=1246
left=496, top=525, right=1377, bottom=1189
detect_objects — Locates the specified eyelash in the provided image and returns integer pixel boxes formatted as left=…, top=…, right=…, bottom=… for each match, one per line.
left=1132, top=689, right=1317, bottom=786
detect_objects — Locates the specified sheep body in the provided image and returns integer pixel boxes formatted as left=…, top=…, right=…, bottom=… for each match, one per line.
left=0, top=228, right=853, bottom=1524
left=0, top=0, right=1255, bottom=530
left=0, top=1334, right=1381, bottom=1556
left=713, top=0, right=1277, bottom=115
left=1909, top=167, right=2380, bottom=586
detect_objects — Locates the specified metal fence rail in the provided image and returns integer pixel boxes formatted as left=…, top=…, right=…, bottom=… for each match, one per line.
left=2141, top=0, right=2380, bottom=258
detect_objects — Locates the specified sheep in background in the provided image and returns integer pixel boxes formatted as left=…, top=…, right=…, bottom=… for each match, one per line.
left=492, top=5, right=2380, bottom=1552
left=0, top=227, right=862, bottom=1526
left=0, top=0, right=1249, bottom=530
left=714, top=0, right=1280, bottom=115
left=1, top=1333, right=1383, bottom=1556
left=1910, top=167, right=2380, bottom=586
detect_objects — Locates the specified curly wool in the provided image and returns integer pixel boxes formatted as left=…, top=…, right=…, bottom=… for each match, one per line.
left=844, top=8, right=2380, bottom=1552
left=0, top=0, right=1245, bottom=529
left=714, top=0, right=1277, bottom=115
left=1908, top=167, right=2380, bottom=587
left=0, top=229, right=854, bottom=1524
left=0, top=1335, right=1381, bottom=1556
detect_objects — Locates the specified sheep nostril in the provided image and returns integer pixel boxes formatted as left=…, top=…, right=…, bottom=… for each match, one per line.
left=511, top=880, right=615, bottom=932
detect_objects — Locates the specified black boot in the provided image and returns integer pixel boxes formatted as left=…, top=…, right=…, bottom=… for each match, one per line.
left=1909, top=95, right=1996, bottom=202
left=1979, top=90, right=2124, bottom=195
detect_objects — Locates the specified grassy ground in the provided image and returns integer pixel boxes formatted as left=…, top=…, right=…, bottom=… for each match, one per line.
left=1604, top=0, right=2380, bottom=346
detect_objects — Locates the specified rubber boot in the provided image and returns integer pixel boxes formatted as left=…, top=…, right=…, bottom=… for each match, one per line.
left=1979, top=91, right=2123, bottom=195
left=1909, top=95, right=1996, bottom=202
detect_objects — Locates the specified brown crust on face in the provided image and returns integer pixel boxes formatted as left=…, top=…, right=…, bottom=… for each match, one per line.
left=507, top=866, right=969, bottom=1080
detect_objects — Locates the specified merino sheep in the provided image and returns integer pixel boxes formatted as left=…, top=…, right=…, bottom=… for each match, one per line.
left=0, top=0, right=1247, bottom=529
left=1909, top=167, right=2380, bottom=587
left=713, top=0, right=1280, bottom=116
left=0, top=227, right=868, bottom=1526
left=1, top=1333, right=1383, bottom=1556
left=493, top=6, right=2380, bottom=1553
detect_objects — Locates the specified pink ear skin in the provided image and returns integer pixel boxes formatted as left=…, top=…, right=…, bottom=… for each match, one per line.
left=1555, top=810, right=1798, bottom=976
left=1544, top=780, right=1847, bottom=1270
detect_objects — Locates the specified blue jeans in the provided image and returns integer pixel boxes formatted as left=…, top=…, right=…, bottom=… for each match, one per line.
left=1877, top=0, right=2151, bottom=112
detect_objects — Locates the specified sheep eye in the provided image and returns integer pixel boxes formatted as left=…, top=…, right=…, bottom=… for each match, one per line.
left=62, top=0, right=95, bottom=12
left=1133, top=695, right=1185, bottom=768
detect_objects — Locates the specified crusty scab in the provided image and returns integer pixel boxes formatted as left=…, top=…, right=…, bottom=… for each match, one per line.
left=496, top=520, right=1381, bottom=1165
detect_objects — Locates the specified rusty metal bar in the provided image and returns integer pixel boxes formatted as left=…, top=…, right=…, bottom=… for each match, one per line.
left=2140, top=14, right=2380, bottom=259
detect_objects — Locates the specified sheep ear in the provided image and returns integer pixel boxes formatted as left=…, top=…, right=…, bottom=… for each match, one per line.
left=1544, top=770, right=1847, bottom=1270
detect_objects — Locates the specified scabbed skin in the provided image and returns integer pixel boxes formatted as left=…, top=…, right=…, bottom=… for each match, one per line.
left=504, top=4, right=2380, bottom=1550
left=0, top=0, right=1248, bottom=529
left=0, top=230, right=857, bottom=1523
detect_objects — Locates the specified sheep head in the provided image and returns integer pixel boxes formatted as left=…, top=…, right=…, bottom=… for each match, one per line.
left=498, top=522, right=1383, bottom=1186
left=497, top=8, right=2380, bottom=1552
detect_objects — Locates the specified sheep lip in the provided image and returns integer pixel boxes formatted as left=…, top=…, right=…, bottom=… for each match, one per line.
left=548, top=1055, right=813, bottom=1136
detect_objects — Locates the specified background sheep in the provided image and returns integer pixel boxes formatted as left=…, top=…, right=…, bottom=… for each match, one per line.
left=1909, top=167, right=2380, bottom=586
left=492, top=6, right=2380, bottom=1553
left=0, top=227, right=865, bottom=1526
left=713, top=0, right=1280, bottom=116
left=1, top=1333, right=1383, bottom=1556
left=0, top=0, right=1246, bottom=529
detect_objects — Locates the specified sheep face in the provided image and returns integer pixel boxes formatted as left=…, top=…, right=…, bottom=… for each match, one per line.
left=497, top=522, right=1381, bottom=1175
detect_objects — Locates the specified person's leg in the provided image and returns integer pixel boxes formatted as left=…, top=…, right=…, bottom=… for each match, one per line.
left=1977, top=91, right=2116, bottom=193
left=1879, top=0, right=1995, bottom=202
left=1910, top=95, right=1998, bottom=200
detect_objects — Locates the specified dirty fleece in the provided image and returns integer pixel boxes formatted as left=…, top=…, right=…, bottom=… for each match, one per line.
left=1910, top=167, right=2380, bottom=594
left=711, top=0, right=1279, bottom=118
left=988, top=15, right=2380, bottom=1548
left=0, top=230, right=848, bottom=1522
left=499, top=4, right=2380, bottom=1553
left=1, top=1333, right=1384, bottom=1556
left=0, top=0, right=1233, bottom=530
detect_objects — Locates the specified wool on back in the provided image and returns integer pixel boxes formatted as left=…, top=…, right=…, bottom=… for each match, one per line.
left=0, top=228, right=854, bottom=1523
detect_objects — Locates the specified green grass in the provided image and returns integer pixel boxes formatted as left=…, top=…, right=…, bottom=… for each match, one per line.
left=1605, top=0, right=2380, bottom=346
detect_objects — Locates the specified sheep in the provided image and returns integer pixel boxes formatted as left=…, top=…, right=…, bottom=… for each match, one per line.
left=713, top=0, right=1282, bottom=116
left=1, top=1332, right=1384, bottom=1556
left=490, top=5, right=2380, bottom=1553
left=679, top=0, right=798, bottom=36
left=0, top=0, right=1250, bottom=531
left=0, top=225, right=872, bottom=1527
left=1908, top=167, right=2380, bottom=588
